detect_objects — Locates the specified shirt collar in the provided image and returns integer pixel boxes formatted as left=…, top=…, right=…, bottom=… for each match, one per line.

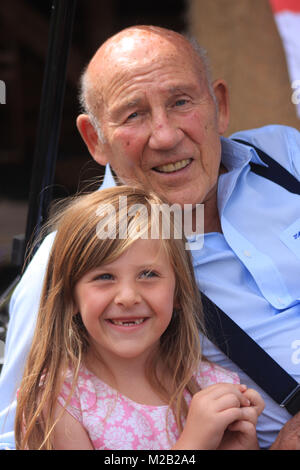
left=99, top=164, right=116, bottom=190
left=220, top=136, right=268, bottom=170
left=217, top=137, right=268, bottom=216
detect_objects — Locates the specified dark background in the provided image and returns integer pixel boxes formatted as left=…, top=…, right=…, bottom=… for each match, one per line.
left=0, top=0, right=186, bottom=295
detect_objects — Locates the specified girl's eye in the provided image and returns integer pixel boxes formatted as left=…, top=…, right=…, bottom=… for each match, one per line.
left=140, top=270, right=158, bottom=279
left=95, top=273, right=113, bottom=281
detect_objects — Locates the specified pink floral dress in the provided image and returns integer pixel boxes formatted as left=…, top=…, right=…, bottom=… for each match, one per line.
left=57, top=361, right=239, bottom=450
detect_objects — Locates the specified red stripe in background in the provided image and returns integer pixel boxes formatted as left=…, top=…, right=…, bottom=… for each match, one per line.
left=270, top=0, right=300, bottom=13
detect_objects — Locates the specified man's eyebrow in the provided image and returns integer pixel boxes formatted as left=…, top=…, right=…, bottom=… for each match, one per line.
left=108, top=83, right=199, bottom=118
left=110, top=98, right=141, bottom=118
left=167, top=84, right=197, bottom=94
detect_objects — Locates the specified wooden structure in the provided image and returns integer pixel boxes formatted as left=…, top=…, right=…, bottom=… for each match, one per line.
left=188, top=0, right=300, bottom=136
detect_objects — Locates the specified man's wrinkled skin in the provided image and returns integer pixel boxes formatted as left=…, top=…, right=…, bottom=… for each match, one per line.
left=270, top=412, right=300, bottom=450
left=77, top=26, right=229, bottom=233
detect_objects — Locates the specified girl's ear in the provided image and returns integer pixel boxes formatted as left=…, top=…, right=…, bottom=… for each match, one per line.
left=76, top=114, right=109, bottom=166
left=173, top=297, right=181, bottom=311
left=73, top=308, right=80, bottom=317
left=172, top=285, right=180, bottom=310
left=172, top=308, right=180, bottom=320
left=71, top=294, right=80, bottom=317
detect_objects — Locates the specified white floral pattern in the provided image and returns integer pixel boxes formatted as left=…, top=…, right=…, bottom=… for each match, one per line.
left=103, top=426, right=135, bottom=450
left=57, top=362, right=239, bottom=450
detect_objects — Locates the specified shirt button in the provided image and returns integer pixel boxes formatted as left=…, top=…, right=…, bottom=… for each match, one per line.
left=243, top=250, right=252, bottom=258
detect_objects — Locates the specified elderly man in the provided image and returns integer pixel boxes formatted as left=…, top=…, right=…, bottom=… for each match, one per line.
left=0, top=25, right=300, bottom=450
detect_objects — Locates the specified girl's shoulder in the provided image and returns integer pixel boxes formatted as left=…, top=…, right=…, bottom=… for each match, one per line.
left=195, top=361, right=240, bottom=388
left=57, top=364, right=103, bottom=418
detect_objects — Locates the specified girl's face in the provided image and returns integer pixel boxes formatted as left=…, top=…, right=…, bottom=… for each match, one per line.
left=74, top=238, right=176, bottom=365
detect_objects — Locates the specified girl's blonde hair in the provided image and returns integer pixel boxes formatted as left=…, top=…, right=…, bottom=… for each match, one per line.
left=15, top=186, right=204, bottom=449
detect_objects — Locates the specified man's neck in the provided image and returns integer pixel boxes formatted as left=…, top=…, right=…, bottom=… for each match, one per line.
left=189, top=193, right=221, bottom=234
left=203, top=193, right=222, bottom=233
left=202, top=164, right=227, bottom=234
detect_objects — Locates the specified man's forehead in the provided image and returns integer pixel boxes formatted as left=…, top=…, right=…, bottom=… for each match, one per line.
left=101, top=62, right=205, bottom=119
left=85, top=27, right=206, bottom=115
left=90, top=27, right=197, bottom=74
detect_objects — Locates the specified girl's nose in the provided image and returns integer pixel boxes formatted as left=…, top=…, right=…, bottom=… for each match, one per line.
left=114, top=284, right=142, bottom=308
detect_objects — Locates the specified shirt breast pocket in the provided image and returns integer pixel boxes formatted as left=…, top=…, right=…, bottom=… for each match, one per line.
left=280, top=218, right=300, bottom=260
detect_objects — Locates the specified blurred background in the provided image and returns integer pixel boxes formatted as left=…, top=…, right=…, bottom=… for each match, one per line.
left=0, top=0, right=299, bottom=366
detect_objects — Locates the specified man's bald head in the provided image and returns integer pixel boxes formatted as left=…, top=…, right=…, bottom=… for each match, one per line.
left=78, top=26, right=213, bottom=139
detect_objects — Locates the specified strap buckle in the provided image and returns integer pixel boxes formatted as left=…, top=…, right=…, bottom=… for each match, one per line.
left=280, top=384, right=300, bottom=416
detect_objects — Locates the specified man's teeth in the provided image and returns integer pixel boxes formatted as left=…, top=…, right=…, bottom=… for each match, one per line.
left=110, top=319, right=145, bottom=326
left=155, top=158, right=191, bottom=173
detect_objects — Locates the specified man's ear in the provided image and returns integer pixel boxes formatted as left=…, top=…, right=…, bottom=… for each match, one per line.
left=212, top=79, right=230, bottom=135
left=76, top=114, right=108, bottom=166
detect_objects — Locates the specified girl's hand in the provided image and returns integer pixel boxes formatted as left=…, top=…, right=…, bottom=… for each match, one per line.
left=172, top=383, right=257, bottom=450
left=218, top=388, right=265, bottom=450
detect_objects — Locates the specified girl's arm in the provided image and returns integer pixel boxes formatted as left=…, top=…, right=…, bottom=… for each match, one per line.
left=172, top=383, right=263, bottom=450
left=52, top=403, right=94, bottom=450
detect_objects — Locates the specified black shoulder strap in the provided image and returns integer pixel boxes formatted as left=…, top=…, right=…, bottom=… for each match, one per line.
left=202, top=293, right=300, bottom=416
left=201, top=139, right=300, bottom=415
left=233, top=138, right=300, bottom=194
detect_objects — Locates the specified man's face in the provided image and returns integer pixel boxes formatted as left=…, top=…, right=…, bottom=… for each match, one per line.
left=83, top=32, right=229, bottom=208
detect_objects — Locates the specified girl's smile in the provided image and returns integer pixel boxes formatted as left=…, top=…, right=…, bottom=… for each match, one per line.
left=105, top=317, right=149, bottom=327
left=74, top=238, right=176, bottom=364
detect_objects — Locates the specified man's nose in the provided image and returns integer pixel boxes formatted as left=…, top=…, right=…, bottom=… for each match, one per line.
left=114, top=283, right=142, bottom=308
left=148, top=113, right=183, bottom=150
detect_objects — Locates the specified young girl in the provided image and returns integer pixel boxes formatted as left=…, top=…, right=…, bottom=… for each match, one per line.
left=15, top=186, right=264, bottom=450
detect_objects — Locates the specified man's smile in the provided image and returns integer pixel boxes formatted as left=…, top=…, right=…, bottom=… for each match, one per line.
left=153, top=158, right=192, bottom=173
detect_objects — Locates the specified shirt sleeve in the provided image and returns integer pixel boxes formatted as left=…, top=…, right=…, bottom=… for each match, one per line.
left=0, top=232, right=56, bottom=448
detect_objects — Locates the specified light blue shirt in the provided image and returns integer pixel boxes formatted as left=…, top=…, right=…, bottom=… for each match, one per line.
left=189, top=125, right=300, bottom=449
left=0, top=125, right=299, bottom=449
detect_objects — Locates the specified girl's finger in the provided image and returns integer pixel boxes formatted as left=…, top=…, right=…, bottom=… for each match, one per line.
left=227, top=419, right=256, bottom=435
left=243, top=388, right=265, bottom=415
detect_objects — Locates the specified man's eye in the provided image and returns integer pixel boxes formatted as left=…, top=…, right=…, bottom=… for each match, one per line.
left=127, top=111, right=138, bottom=120
left=175, top=99, right=188, bottom=107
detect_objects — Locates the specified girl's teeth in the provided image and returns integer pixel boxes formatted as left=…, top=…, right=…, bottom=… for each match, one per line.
left=110, top=319, right=145, bottom=326
left=155, top=158, right=191, bottom=173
